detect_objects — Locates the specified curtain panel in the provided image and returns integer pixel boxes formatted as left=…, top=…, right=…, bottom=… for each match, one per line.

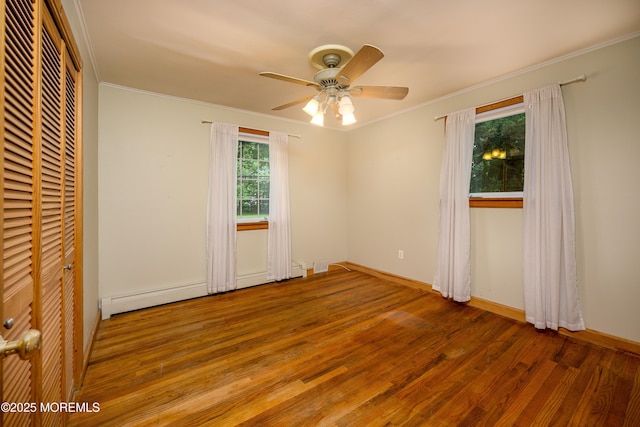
left=523, top=85, right=585, bottom=331
left=433, top=108, right=476, bottom=302
left=206, top=123, right=239, bottom=294
left=267, top=131, right=292, bottom=281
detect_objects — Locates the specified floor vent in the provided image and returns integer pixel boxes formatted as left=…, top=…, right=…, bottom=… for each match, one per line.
left=313, top=260, right=330, bottom=273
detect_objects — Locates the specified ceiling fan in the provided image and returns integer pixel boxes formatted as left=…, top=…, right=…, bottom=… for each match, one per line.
left=260, top=44, right=409, bottom=126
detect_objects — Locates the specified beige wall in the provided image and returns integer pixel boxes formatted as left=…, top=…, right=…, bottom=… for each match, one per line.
left=94, top=32, right=639, bottom=343
left=98, top=86, right=349, bottom=298
left=347, top=35, right=640, bottom=343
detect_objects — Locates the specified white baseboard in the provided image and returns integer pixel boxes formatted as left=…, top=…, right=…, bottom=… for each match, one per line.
left=101, top=262, right=306, bottom=320
left=100, top=281, right=207, bottom=320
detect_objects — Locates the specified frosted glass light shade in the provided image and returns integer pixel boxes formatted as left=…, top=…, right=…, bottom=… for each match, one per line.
left=342, top=113, right=356, bottom=125
left=303, top=98, right=320, bottom=116
left=338, top=96, right=354, bottom=115
left=310, top=110, right=324, bottom=126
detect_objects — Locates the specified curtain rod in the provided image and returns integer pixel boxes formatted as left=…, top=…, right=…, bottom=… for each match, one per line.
left=433, top=74, right=587, bottom=122
left=201, top=120, right=301, bottom=139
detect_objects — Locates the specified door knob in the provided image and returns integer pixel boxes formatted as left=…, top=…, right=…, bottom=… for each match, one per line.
left=0, top=329, right=42, bottom=360
left=3, top=317, right=14, bottom=329
left=64, top=264, right=73, bottom=271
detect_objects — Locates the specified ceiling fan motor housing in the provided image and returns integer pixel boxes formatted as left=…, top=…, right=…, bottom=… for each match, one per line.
left=308, top=44, right=355, bottom=89
left=314, top=68, right=345, bottom=89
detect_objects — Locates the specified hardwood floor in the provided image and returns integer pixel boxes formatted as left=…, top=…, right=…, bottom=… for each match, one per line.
left=69, top=270, right=640, bottom=426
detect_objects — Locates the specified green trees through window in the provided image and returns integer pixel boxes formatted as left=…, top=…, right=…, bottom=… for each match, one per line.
left=470, top=111, right=525, bottom=195
left=237, top=140, right=269, bottom=218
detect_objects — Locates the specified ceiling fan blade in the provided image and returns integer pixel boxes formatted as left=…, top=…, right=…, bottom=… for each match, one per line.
left=272, top=95, right=315, bottom=111
left=259, top=72, right=319, bottom=88
left=350, top=85, right=409, bottom=100
left=334, top=44, right=384, bottom=86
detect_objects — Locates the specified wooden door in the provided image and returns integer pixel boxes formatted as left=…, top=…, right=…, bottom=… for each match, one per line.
left=2, top=0, right=82, bottom=425
left=62, top=45, right=80, bottom=404
left=40, top=7, right=65, bottom=425
left=2, top=0, right=39, bottom=425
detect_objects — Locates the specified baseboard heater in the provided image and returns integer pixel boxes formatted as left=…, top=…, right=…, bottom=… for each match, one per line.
left=100, top=261, right=306, bottom=320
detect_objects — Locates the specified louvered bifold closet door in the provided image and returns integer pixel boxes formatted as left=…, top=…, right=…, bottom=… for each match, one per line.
left=62, top=47, right=78, bottom=401
left=1, top=0, right=38, bottom=426
left=2, top=1, right=81, bottom=425
left=40, top=7, right=65, bottom=426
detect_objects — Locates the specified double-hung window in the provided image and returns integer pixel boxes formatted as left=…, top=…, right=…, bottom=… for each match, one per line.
left=469, top=97, right=525, bottom=208
left=237, top=130, right=270, bottom=229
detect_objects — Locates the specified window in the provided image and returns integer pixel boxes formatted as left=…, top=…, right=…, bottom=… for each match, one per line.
left=237, top=135, right=270, bottom=223
left=469, top=97, right=525, bottom=208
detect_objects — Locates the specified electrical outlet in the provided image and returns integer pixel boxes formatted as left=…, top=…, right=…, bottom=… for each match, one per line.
left=398, top=250, right=404, bottom=259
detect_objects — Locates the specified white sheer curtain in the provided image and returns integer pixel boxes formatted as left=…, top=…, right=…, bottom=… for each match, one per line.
left=523, top=85, right=585, bottom=331
left=433, top=108, right=475, bottom=302
left=267, top=131, right=292, bottom=281
left=206, top=122, right=239, bottom=294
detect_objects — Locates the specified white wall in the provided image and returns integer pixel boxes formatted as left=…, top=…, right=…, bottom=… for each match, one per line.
left=347, top=35, right=640, bottom=343
left=62, top=0, right=100, bottom=351
left=98, top=86, right=348, bottom=298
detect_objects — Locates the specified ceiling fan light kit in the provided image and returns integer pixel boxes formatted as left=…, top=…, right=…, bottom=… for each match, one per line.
left=260, top=44, right=409, bottom=127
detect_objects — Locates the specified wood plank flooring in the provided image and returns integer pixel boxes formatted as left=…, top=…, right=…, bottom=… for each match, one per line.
left=68, top=270, right=640, bottom=426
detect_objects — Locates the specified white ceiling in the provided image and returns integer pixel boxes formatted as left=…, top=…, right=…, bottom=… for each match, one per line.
left=76, top=0, right=640, bottom=129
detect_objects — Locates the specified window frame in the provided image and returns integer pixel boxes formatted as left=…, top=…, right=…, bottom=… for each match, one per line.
left=469, top=95, right=524, bottom=208
left=236, top=127, right=270, bottom=230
